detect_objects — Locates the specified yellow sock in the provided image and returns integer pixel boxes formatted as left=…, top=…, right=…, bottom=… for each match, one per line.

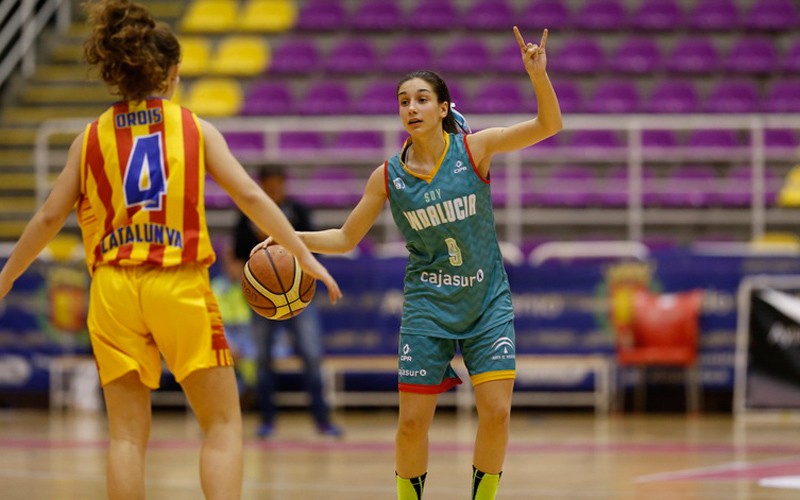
left=472, top=466, right=501, bottom=500
left=396, top=472, right=426, bottom=500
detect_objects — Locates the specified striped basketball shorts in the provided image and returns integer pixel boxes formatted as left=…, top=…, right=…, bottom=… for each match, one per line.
left=88, top=263, right=232, bottom=388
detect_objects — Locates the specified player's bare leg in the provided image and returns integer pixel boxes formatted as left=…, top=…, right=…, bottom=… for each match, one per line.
left=181, top=366, right=243, bottom=500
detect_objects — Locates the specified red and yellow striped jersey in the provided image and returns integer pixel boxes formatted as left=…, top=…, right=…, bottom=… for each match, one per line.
left=77, top=98, right=215, bottom=273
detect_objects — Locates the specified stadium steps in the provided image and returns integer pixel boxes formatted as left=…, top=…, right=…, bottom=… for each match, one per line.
left=32, top=64, right=92, bottom=82
left=2, top=106, right=107, bottom=125
left=0, top=128, right=74, bottom=148
left=21, top=83, right=113, bottom=105
left=0, top=0, right=186, bottom=241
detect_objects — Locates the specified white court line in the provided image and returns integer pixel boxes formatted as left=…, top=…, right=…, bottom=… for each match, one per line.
left=759, top=476, right=800, bottom=490
left=0, top=468, right=761, bottom=498
left=636, top=455, right=800, bottom=483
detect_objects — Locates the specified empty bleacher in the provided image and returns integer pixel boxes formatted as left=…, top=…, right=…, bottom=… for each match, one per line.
left=2, top=0, right=800, bottom=249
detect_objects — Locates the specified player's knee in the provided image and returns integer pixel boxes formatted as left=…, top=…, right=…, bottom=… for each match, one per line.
left=396, top=413, right=431, bottom=439
left=478, top=403, right=510, bottom=429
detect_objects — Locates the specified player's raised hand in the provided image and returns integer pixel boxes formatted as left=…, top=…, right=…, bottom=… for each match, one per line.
left=514, top=27, right=548, bottom=74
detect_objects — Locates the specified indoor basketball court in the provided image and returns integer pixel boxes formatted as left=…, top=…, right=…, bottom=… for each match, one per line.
left=1, top=407, right=799, bottom=499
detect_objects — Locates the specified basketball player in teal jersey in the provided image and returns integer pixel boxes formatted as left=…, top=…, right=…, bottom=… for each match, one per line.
left=253, top=27, right=561, bottom=499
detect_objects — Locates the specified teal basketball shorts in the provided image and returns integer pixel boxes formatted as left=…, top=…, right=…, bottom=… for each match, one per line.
left=397, top=320, right=516, bottom=394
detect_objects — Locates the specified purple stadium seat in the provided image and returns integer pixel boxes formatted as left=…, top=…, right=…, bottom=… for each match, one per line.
left=704, top=80, right=761, bottom=113
left=295, top=0, right=346, bottom=31
left=664, top=38, right=720, bottom=74
left=470, top=80, right=526, bottom=114
left=553, top=38, right=605, bottom=74
left=488, top=168, right=535, bottom=206
left=686, top=0, right=741, bottom=30
left=241, top=81, right=294, bottom=115
left=268, top=39, right=319, bottom=75
left=296, top=167, right=361, bottom=207
left=463, top=0, right=514, bottom=31
left=552, top=80, right=583, bottom=114
left=403, top=0, right=458, bottom=32
left=494, top=40, right=525, bottom=74
left=324, top=38, right=378, bottom=74
left=533, top=165, right=598, bottom=207
left=331, top=131, right=385, bottom=158
left=569, top=130, right=624, bottom=150
left=300, top=82, right=351, bottom=115
left=517, top=0, right=572, bottom=30
left=646, top=80, right=700, bottom=114
left=609, top=37, right=663, bottom=74
left=357, top=80, right=398, bottom=115
left=586, top=80, right=640, bottom=114
left=684, top=129, right=744, bottom=159
left=657, top=165, right=718, bottom=207
left=744, top=0, right=798, bottom=31
left=630, top=0, right=684, bottom=31
left=724, top=37, right=779, bottom=74
left=380, top=38, right=434, bottom=75
left=763, top=80, right=800, bottom=112
left=597, top=166, right=659, bottom=207
left=349, top=0, right=401, bottom=31
left=437, top=38, right=491, bottom=75
left=643, top=130, right=679, bottom=148
left=783, top=38, right=800, bottom=73
left=642, top=130, right=679, bottom=159
left=566, top=130, right=625, bottom=160
left=575, top=0, right=628, bottom=31
left=523, top=134, right=560, bottom=160
left=444, top=81, right=468, bottom=111
left=717, top=165, right=781, bottom=207
left=765, top=129, right=799, bottom=158
left=278, top=131, right=325, bottom=152
left=223, top=132, right=264, bottom=156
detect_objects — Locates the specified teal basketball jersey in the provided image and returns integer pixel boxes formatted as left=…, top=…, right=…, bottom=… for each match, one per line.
left=386, top=133, right=513, bottom=339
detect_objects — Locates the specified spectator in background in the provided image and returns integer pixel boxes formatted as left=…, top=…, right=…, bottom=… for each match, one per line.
left=210, top=244, right=257, bottom=396
left=233, top=165, right=342, bottom=438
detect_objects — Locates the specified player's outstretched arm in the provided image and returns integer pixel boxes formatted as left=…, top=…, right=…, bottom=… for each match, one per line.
left=251, top=164, right=387, bottom=256
left=467, top=27, right=562, bottom=172
left=0, top=134, right=83, bottom=301
left=201, top=119, right=342, bottom=303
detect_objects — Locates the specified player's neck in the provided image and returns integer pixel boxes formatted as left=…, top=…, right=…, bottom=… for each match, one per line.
left=408, top=131, right=446, bottom=167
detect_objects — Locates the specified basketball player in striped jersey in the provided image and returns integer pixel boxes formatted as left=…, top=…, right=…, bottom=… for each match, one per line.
left=0, top=1, right=341, bottom=499
left=253, top=27, right=561, bottom=500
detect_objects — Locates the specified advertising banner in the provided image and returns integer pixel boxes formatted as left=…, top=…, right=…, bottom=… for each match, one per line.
left=740, top=285, right=800, bottom=411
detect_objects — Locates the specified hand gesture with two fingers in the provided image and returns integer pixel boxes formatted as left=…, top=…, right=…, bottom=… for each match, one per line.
left=514, top=26, right=548, bottom=75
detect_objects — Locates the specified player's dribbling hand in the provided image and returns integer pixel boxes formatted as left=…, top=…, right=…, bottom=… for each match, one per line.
left=249, top=238, right=341, bottom=304
left=296, top=254, right=343, bottom=305
left=514, top=26, right=548, bottom=75
left=250, top=237, right=275, bottom=257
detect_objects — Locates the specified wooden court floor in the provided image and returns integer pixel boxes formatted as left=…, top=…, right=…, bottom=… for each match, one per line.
left=1, top=408, right=799, bottom=499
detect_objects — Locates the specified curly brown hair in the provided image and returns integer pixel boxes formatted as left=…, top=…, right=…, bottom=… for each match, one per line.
left=82, top=0, right=180, bottom=102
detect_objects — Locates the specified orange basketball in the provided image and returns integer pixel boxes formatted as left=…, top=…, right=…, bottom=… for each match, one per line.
left=241, top=244, right=316, bottom=320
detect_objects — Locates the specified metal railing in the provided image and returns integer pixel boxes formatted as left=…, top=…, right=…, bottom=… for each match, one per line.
left=0, top=0, right=70, bottom=88
left=34, top=113, right=800, bottom=245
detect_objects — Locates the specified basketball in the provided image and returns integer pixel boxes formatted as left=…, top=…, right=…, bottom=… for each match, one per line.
left=241, top=244, right=316, bottom=320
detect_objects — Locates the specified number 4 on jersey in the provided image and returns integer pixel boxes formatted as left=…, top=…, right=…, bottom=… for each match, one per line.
left=123, top=132, right=167, bottom=211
